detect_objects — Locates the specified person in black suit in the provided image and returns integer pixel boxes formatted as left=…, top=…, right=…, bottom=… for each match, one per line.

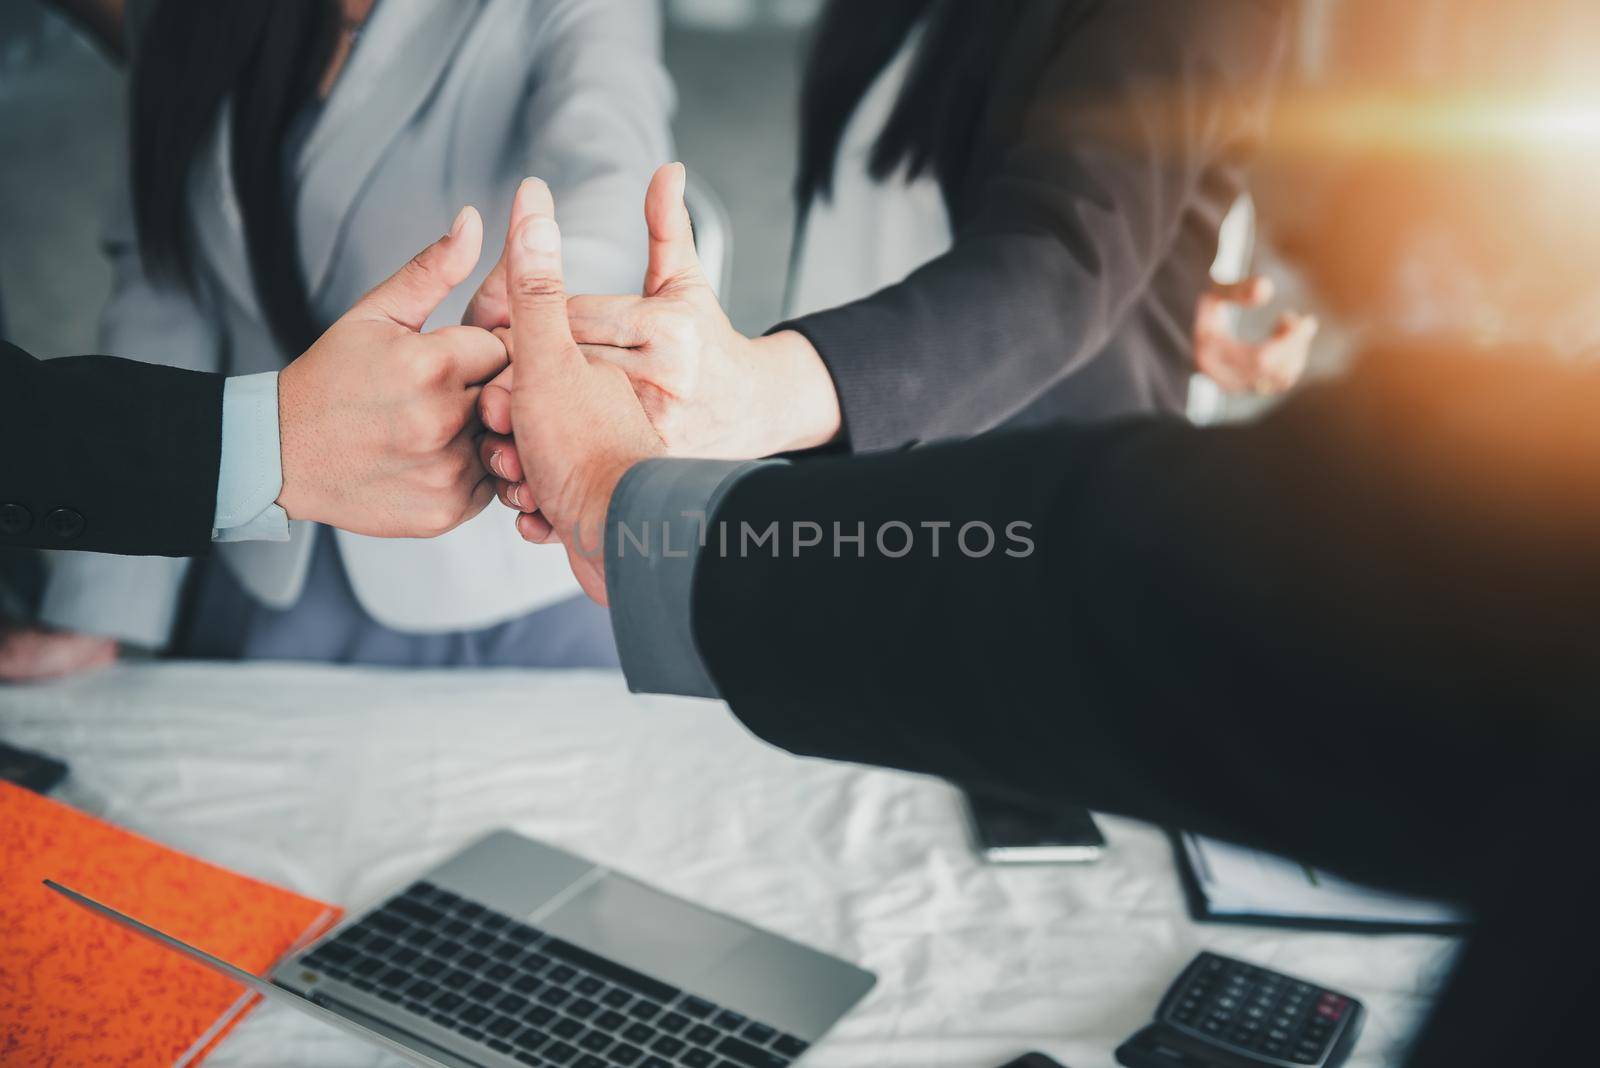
left=473, top=0, right=1304, bottom=462
left=482, top=188, right=1600, bottom=1065
left=0, top=212, right=506, bottom=560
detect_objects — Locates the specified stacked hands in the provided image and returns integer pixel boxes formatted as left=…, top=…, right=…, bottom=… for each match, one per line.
left=1, top=164, right=1317, bottom=679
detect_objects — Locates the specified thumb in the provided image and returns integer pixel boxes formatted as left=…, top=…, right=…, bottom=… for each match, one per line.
left=462, top=178, right=550, bottom=330
left=358, top=205, right=484, bottom=331
left=643, top=162, right=704, bottom=296
left=508, top=179, right=583, bottom=379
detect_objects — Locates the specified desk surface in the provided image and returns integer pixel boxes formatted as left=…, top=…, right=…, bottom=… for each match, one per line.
left=0, top=663, right=1457, bottom=1068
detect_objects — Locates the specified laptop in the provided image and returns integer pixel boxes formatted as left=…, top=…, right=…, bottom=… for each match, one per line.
left=47, top=829, right=876, bottom=1068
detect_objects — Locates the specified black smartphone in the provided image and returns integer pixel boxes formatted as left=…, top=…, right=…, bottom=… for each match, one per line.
left=997, top=1054, right=1071, bottom=1068
left=963, top=791, right=1106, bottom=864
left=0, top=741, right=70, bottom=794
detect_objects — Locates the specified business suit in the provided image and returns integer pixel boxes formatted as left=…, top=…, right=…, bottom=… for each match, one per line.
left=43, top=0, right=673, bottom=648
left=781, top=0, right=1292, bottom=450
left=0, top=341, right=221, bottom=557
left=607, top=343, right=1600, bottom=1065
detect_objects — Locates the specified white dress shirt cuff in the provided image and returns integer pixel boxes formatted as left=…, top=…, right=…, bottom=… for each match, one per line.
left=213, top=372, right=290, bottom=543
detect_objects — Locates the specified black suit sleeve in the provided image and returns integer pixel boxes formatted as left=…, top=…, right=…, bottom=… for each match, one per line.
left=778, top=0, right=1290, bottom=451
left=0, top=341, right=224, bottom=556
left=689, top=344, right=1600, bottom=908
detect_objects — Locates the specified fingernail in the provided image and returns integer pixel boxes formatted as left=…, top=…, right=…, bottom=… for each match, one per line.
left=520, top=215, right=560, bottom=253
left=510, top=483, right=525, bottom=509
left=448, top=206, right=469, bottom=239
left=488, top=449, right=505, bottom=478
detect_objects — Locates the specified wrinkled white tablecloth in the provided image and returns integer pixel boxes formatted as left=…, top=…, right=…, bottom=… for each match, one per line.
left=0, top=663, right=1459, bottom=1067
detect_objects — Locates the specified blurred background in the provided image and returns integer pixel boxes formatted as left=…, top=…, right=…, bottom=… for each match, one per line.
left=3, top=0, right=1598, bottom=374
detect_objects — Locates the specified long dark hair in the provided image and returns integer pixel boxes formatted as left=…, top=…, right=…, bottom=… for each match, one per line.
left=796, top=0, right=1028, bottom=209
left=131, top=0, right=338, bottom=357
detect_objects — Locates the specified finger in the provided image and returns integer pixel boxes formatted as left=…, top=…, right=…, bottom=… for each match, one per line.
left=496, top=478, right=536, bottom=513
left=506, top=181, right=583, bottom=377
left=1209, top=275, right=1274, bottom=308
left=359, top=205, right=484, bottom=331
left=462, top=178, right=550, bottom=330
left=479, top=381, right=514, bottom=436
left=567, top=294, right=653, bottom=348
left=516, top=510, right=558, bottom=544
left=429, top=324, right=510, bottom=386
left=580, top=343, right=648, bottom=372
left=643, top=162, right=704, bottom=296
left=480, top=432, right=524, bottom=484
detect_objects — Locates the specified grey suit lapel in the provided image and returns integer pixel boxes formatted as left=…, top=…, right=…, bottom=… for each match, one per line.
left=293, top=0, right=484, bottom=301
left=184, top=1, right=485, bottom=337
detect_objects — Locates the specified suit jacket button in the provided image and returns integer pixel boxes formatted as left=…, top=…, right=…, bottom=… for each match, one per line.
left=45, top=507, right=86, bottom=540
left=0, top=503, right=32, bottom=536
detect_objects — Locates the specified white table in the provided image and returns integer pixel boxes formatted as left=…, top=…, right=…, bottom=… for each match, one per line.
left=0, top=663, right=1458, bottom=1067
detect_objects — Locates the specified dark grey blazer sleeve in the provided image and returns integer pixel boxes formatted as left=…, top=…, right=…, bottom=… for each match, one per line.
left=776, top=0, right=1291, bottom=452
left=605, top=458, right=779, bottom=697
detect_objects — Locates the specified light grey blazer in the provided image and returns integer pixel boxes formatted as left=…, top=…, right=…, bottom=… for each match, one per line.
left=42, top=0, right=675, bottom=646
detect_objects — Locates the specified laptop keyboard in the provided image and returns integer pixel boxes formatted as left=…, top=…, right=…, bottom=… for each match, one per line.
left=299, top=881, right=811, bottom=1068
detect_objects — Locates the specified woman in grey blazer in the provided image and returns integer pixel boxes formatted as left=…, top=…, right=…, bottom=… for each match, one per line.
left=28, top=0, right=673, bottom=669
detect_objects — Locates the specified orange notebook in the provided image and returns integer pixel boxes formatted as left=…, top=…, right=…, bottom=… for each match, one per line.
left=0, top=782, right=341, bottom=1066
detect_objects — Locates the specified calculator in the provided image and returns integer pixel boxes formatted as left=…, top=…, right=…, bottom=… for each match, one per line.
left=1115, top=952, right=1364, bottom=1068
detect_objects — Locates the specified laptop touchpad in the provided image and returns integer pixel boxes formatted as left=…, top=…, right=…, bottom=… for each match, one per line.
left=540, top=874, right=748, bottom=988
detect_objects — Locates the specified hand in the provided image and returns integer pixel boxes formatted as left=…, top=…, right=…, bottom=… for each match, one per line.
left=1194, top=276, right=1318, bottom=396
left=276, top=207, right=508, bottom=538
left=0, top=623, right=117, bottom=683
left=479, top=179, right=664, bottom=604
left=478, top=164, right=841, bottom=458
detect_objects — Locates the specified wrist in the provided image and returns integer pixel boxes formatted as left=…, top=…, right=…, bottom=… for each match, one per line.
left=272, top=359, right=321, bottom=522
left=745, top=330, right=842, bottom=455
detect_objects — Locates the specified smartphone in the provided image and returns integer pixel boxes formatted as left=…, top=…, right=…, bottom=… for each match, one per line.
left=0, top=741, right=69, bottom=794
left=997, top=1054, right=1072, bottom=1068
left=964, top=792, right=1106, bottom=864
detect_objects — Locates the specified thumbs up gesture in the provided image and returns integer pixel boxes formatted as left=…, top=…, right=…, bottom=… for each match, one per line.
left=274, top=206, right=510, bottom=538
left=474, top=164, right=842, bottom=461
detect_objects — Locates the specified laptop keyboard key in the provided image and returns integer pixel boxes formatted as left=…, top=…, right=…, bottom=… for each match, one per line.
left=434, top=992, right=465, bottom=1012
left=540, top=939, right=679, bottom=1004
left=568, top=997, right=600, bottom=1020
left=488, top=962, right=517, bottom=982
left=513, top=973, right=545, bottom=995
left=548, top=965, right=578, bottom=984
left=651, top=1036, right=685, bottom=1057
left=680, top=997, right=716, bottom=1019
left=772, top=1035, right=808, bottom=1058
left=554, top=1018, right=585, bottom=1040
left=442, top=968, right=473, bottom=989
left=687, top=1024, right=719, bottom=1045
left=525, top=1006, right=558, bottom=1027
left=595, top=1010, right=628, bottom=1032
left=460, top=951, right=490, bottom=971
left=579, top=1030, right=612, bottom=1052
left=489, top=1015, right=521, bottom=1038
left=575, top=976, right=605, bottom=996
left=610, top=1044, right=643, bottom=1065
left=681, top=1052, right=715, bottom=1068
left=516, top=1028, right=550, bottom=1052
left=460, top=1005, right=492, bottom=1026
left=629, top=1000, right=662, bottom=1021
left=577, top=1057, right=609, bottom=1068
left=601, top=989, right=633, bottom=1009
left=540, top=987, right=573, bottom=1007
left=657, top=1012, right=689, bottom=1034
left=715, top=1035, right=787, bottom=1068
left=498, top=993, right=530, bottom=1015
left=623, top=1023, right=655, bottom=1044
left=471, top=980, right=500, bottom=1001
left=741, top=1023, right=775, bottom=1044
